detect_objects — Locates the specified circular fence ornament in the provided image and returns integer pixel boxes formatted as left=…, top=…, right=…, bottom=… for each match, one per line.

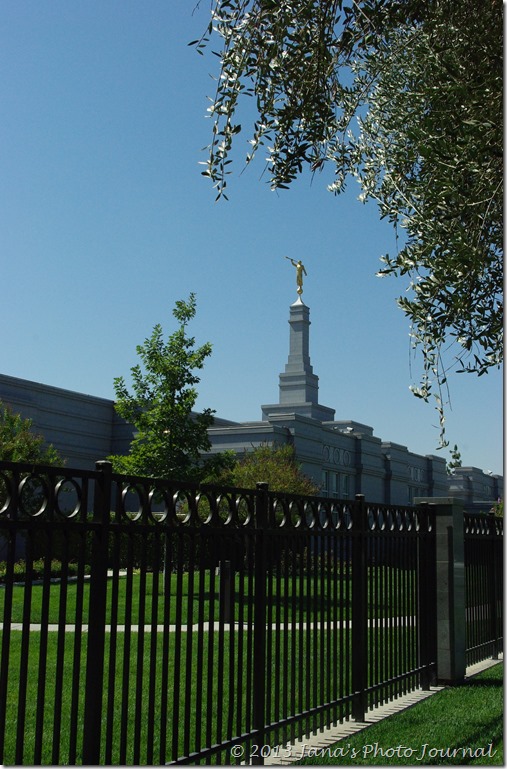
left=0, top=472, right=12, bottom=515
left=148, top=488, right=170, bottom=524
left=18, top=474, right=49, bottom=518
left=316, top=502, right=329, bottom=529
left=331, top=503, right=341, bottom=528
left=120, top=484, right=144, bottom=522
left=331, top=502, right=345, bottom=530
left=215, top=494, right=234, bottom=525
left=237, top=495, right=253, bottom=527
left=335, top=504, right=353, bottom=530
left=303, top=501, right=317, bottom=529
left=288, top=499, right=303, bottom=528
left=55, top=478, right=82, bottom=519
left=194, top=491, right=214, bottom=525
left=272, top=498, right=287, bottom=528
left=173, top=490, right=193, bottom=525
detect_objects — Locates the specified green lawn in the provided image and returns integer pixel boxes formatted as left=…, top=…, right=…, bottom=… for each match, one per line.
left=3, top=628, right=499, bottom=766
left=1, top=571, right=339, bottom=625
left=1, top=626, right=348, bottom=764
left=0, top=620, right=425, bottom=765
left=1, top=628, right=242, bottom=764
left=0, top=568, right=445, bottom=764
left=297, top=663, right=504, bottom=766
left=0, top=567, right=417, bottom=625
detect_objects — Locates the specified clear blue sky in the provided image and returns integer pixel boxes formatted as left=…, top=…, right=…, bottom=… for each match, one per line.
left=0, top=1, right=503, bottom=475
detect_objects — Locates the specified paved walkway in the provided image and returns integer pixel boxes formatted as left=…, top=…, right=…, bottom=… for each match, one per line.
left=264, top=655, right=503, bottom=766
left=2, top=618, right=417, bottom=633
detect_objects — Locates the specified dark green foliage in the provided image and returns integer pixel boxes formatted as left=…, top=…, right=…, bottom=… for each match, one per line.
left=205, top=443, right=320, bottom=495
left=0, top=401, right=62, bottom=465
left=0, top=402, right=65, bottom=559
left=0, top=559, right=90, bottom=582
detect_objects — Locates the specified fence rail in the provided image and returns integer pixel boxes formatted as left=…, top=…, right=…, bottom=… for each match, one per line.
left=0, top=459, right=501, bottom=765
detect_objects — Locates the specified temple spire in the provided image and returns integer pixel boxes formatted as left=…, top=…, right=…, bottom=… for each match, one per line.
left=262, top=294, right=335, bottom=422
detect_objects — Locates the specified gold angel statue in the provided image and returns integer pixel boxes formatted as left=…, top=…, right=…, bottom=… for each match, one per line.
left=285, top=257, right=307, bottom=295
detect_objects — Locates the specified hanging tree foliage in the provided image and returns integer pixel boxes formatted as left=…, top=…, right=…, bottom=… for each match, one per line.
left=193, top=0, right=503, bottom=445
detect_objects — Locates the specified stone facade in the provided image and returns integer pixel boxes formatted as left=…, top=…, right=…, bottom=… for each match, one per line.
left=205, top=407, right=449, bottom=505
left=447, top=467, right=503, bottom=512
left=0, top=373, right=124, bottom=469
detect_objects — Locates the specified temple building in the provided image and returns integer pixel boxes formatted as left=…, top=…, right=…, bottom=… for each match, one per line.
left=0, top=271, right=502, bottom=509
left=203, top=295, right=449, bottom=504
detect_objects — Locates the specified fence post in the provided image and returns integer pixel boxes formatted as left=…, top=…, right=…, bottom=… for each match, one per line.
left=417, top=503, right=437, bottom=690
left=424, top=497, right=466, bottom=684
left=252, top=482, right=268, bottom=766
left=82, top=460, right=112, bottom=764
left=351, top=494, right=367, bottom=721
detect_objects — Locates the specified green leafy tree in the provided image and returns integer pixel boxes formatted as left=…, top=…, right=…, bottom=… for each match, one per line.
left=194, top=0, right=502, bottom=444
left=198, top=449, right=237, bottom=484
left=206, top=443, right=320, bottom=495
left=109, top=294, right=215, bottom=480
left=0, top=401, right=62, bottom=465
left=0, top=402, right=64, bottom=556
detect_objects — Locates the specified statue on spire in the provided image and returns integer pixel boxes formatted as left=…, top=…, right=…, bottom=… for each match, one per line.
left=285, top=257, right=307, bottom=296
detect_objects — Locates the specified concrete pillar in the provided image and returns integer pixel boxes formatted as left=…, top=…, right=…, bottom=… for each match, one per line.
left=418, top=496, right=466, bottom=683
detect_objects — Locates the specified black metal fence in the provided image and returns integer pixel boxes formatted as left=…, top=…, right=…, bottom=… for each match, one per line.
left=0, top=459, right=501, bottom=765
left=464, top=511, right=503, bottom=666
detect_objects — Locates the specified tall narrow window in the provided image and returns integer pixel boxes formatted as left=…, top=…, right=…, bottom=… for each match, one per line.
left=321, top=470, right=329, bottom=497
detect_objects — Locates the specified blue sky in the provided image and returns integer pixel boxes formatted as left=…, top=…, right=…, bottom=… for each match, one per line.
left=0, top=1, right=503, bottom=475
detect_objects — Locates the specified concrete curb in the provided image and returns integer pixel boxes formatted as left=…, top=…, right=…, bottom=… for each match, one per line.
left=264, top=655, right=503, bottom=766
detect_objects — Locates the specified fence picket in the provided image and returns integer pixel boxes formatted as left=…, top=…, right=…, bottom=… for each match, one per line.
left=82, top=461, right=112, bottom=765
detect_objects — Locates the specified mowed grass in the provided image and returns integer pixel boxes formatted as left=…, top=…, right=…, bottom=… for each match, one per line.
left=3, top=624, right=499, bottom=766
left=0, top=618, right=426, bottom=765
left=1, top=627, right=253, bottom=765
left=297, top=663, right=504, bottom=765
left=1, top=625, right=352, bottom=765
left=0, top=566, right=417, bottom=625
left=0, top=568, right=432, bottom=764
left=0, top=571, right=346, bottom=626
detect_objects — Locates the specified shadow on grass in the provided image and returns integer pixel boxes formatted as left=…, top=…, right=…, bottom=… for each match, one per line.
left=202, top=591, right=351, bottom=612
left=297, top=663, right=503, bottom=765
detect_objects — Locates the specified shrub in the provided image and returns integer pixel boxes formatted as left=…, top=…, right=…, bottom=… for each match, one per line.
left=0, top=559, right=90, bottom=583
